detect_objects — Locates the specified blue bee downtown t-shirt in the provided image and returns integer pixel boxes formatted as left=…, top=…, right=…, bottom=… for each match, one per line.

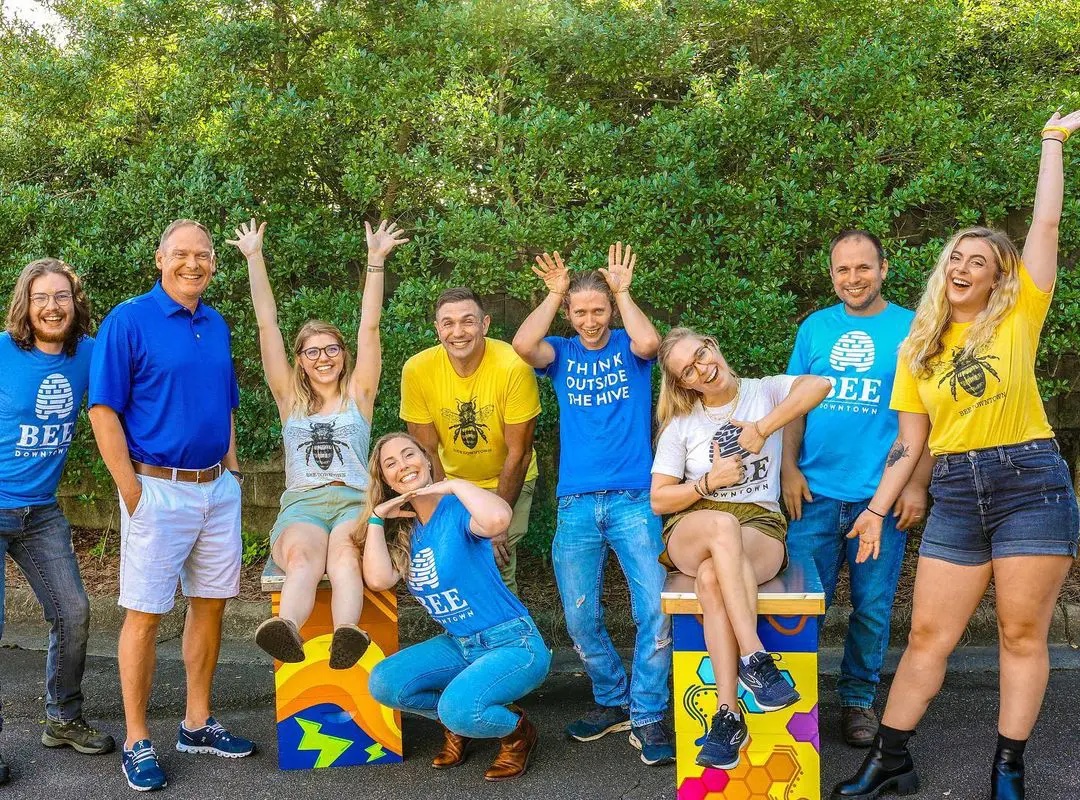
left=538, top=328, right=655, bottom=496
left=406, top=494, right=530, bottom=638
left=786, top=302, right=915, bottom=502
left=0, top=332, right=94, bottom=508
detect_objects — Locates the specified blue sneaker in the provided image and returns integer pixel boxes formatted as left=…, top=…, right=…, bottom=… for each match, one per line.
left=566, top=704, right=631, bottom=741
left=628, top=721, right=675, bottom=766
left=738, top=651, right=800, bottom=711
left=122, top=739, right=167, bottom=792
left=695, top=706, right=747, bottom=770
left=175, top=717, right=255, bottom=758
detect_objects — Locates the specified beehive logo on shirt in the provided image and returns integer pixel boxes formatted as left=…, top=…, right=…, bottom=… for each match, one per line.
left=711, top=422, right=750, bottom=459
left=408, top=547, right=440, bottom=590
left=35, top=373, right=74, bottom=420
left=829, top=331, right=875, bottom=373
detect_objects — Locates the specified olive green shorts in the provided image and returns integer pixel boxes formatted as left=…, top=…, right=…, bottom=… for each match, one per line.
left=659, top=498, right=788, bottom=570
left=270, top=484, right=366, bottom=547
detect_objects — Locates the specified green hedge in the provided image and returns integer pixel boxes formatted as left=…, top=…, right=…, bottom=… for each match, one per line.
left=2, top=0, right=1078, bottom=550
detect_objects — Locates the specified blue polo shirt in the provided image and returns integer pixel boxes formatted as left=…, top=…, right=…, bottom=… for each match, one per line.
left=89, top=281, right=239, bottom=470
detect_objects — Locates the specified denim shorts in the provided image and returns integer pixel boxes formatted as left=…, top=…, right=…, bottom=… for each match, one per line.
left=920, top=438, right=1080, bottom=566
left=270, top=483, right=365, bottom=546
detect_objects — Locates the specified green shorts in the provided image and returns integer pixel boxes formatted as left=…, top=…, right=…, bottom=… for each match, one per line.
left=269, top=484, right=366, bottom=547
left=659, top=498, right=788, bottom=570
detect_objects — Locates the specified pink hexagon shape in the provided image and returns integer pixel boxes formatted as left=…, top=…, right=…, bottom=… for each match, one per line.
left=678, top=776, right=709, bottom=800
left=700, top=767, right=730, bottom=792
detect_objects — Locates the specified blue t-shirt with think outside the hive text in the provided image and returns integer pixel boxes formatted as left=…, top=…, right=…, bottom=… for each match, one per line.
left=406, top=495, right=529, bottom=638
left=539, top=328, right=654, bottom=496
left=787, top=302, right=915, bottom=501
left=0, top=333, right=93, bottom=508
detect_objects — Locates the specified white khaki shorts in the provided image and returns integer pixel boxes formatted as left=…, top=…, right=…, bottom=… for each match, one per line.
left=118, top=472, right=243, bottom=613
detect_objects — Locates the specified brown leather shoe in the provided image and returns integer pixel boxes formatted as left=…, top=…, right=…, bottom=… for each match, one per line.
left=431, top=726, right=471, bottom=769
left=483, top=705, right=538, bottom=782
left=841, top=706, right=879, bottom=748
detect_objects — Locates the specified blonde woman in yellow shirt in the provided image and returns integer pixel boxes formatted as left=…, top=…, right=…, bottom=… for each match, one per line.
left=833, top=111, right=1080, bottom=800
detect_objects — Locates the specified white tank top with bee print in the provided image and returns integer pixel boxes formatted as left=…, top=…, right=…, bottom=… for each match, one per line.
left=282, top=400, right=371, bottom=493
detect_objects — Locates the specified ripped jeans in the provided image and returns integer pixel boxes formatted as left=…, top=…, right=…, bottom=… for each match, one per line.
left=553, top=489, right=671, bottom=727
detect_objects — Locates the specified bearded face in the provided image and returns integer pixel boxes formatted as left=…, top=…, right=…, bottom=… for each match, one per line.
left=28, top=272, right=76, bottom=346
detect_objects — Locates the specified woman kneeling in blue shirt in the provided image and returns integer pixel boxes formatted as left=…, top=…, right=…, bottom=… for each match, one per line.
left=361, top=433, right=551, bottom=782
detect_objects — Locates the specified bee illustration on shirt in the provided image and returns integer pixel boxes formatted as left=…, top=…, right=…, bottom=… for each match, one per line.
left=296, top=420, right=355, bottom=470
left=442, top=397, right=494, bottom=449
left=937, top=346, right=1001, bottom=400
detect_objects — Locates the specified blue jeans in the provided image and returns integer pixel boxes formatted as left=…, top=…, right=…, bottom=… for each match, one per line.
left=552, top=489, right=671, bottom=726
left=785, top=494, right=905, bottom=709
left=368, top=616, right=551, bottom=739
left=0, top=502, right=90, bottom=729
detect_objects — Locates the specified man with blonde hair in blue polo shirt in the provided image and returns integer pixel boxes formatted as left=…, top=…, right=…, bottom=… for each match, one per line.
left=89, top=219, right=254, bottom=792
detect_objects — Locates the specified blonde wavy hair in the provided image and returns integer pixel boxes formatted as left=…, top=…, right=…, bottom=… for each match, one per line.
left=289, top=320, right=354, bottom=416
left=901, top=227, right=1021, bottom=378
left=353, top=432, right=435, bottom=576
left=656, top=327, right=728, bottom=434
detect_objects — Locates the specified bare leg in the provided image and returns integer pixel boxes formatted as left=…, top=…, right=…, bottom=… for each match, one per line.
left=326, top=521, right=364, bottom=628
left=695, top=558, right=739, bottom=711
left=119, top=610, right=161, bottom=748
left=994, top=554, right=1072, bottom=739
left=271, top=523, right=329, bottom=628
left=182, top=597, right=226, bottom=730
left=881, top=557, right=991, bottom=730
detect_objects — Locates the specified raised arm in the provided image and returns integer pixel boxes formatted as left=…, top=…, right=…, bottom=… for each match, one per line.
left=351, top=220, right=409, bottom=420
left=601, top=242, right=660, bottom=359
left=412, top=479, right=513, bottom=539
left=512, top=251, right=567, bottom=368
left=1022, top=109, right=1080, bottom=291
left=733, top=375, right=831, bottom=454
left=227, top=220, right=291, bottom=411
left=363, top=493, right=418, bottom=591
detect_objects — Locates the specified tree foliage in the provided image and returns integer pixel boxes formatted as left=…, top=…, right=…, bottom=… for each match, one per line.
left=2, top=0, right=1078, bottom=544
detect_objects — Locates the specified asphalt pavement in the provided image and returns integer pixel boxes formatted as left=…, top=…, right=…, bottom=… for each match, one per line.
left=1, top=632, right=1079, bottom=800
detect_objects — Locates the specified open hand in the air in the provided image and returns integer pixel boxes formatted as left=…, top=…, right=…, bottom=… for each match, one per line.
left=226, top=219, right=266, bottom=258
left=1043, top=108, right=1080, bottom=140
left=365, top=220, right=409, bottom=263
left=532, top=251, right=570, bottom=295
left=600, top=241, right=636, bottom=293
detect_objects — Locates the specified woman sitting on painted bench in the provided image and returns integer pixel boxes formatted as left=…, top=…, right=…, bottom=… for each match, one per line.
left=362, top=433, right=551, bottom=782
left=227, top=218, right=407, bottom=669
left=650, top=328, right=829, bottom=770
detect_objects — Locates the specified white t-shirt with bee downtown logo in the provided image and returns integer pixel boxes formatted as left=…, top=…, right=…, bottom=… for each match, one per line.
left=651, top=375, right=798, bottom=513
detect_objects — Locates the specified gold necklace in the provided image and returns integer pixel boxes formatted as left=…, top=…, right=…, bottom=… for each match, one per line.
left=701, top=379, right=741, bottom=423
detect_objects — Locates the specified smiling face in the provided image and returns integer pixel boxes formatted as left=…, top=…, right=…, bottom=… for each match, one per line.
left=435, top=299, right=490, bottom=365
left=830, top=236, right=888, bottom=315
left=27, top=271, right=76, bottom=347
left=378, top=436, right=433, bottom=495
left=945, top=236, right=999, bottom=319
left=665, top=336, right=736, bottom=402
left=298, top=332, right=346, bottom=388
left=155, top=223, right=215, bottom=309
left=566, top=289, right=612, bottom=349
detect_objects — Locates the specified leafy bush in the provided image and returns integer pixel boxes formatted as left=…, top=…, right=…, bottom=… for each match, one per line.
left=2, top=0, right=1078, bottom=552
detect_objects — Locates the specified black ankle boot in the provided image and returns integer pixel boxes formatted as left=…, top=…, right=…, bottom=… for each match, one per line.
left=991, top=747, right=1024, bottom=800
left=831, top=733, right=919, bottom=799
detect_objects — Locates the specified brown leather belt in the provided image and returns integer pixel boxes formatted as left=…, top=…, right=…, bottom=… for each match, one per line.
left=132, top=461, right=225, bottom=484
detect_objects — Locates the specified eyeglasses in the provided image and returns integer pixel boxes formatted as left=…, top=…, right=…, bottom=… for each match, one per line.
left=29, top=291, right=74, bottom=308
left=299, top=344, right=344, bottom=361
left=679, top=344, right=713, bottom=382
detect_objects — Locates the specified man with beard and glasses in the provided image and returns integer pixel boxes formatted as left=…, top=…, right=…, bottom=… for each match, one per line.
left=0, top=258, right=115, bottom=786
left=780, top=230, right=932, bottom=747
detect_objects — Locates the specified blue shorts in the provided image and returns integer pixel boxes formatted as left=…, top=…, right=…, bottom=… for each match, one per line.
left=920, top=438, right=1079, bottom=566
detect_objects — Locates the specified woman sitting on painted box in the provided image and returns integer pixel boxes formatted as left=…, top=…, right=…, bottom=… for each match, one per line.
left=650, top=328, right=829, bottom=771
left=362, top=433, right=551, bottom=782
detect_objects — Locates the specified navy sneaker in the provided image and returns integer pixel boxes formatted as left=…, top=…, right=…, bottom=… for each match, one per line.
left=175, top=717, right=255, bottom=758
left=566, top=704, right=631, bottom=742
left=738, top=651, right=800, bottom=711
left=121, top=739, right=167, bottom=792
left=695, top=706, right=747, bottom=770
left=628, top=721, right=675, bottom=766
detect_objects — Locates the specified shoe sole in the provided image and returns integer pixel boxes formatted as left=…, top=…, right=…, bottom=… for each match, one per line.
left=175, top=743, right=253, bottom=758
left=737, top=678, right=800, bottom=712
left=628, top=732, right=675, bottom=766
left=255, top=618, right=305, bottom=663
left=695, top=752, right=741, bottom=770
left=122, top=765, right=166, bottom=792
left=830, top=771, right=920, bottom=800
left=328, top=626, right=371, bottom=670
left=567, top=720, right=632, bottom=742
left=41, top=733, right=115, bottom=755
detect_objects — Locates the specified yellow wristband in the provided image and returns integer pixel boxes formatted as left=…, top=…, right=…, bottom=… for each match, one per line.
left=1041, top=126, right=1070, bottom=142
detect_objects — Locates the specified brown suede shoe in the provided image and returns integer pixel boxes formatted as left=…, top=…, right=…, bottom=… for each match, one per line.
left=483, top=705, right=538, bottom=782
left=841, top=706, right=879, bottom=748
left=431, top=726, right=471, bottom=769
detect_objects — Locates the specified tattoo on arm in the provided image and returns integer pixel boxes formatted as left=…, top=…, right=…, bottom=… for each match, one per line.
left=886, top=441, right=910, bottom=468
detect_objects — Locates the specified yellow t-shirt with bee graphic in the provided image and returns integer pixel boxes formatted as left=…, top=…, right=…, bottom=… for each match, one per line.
left=400, top=338, right=540, bottom=488
left=891, top=264, right=1054, bottom=455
